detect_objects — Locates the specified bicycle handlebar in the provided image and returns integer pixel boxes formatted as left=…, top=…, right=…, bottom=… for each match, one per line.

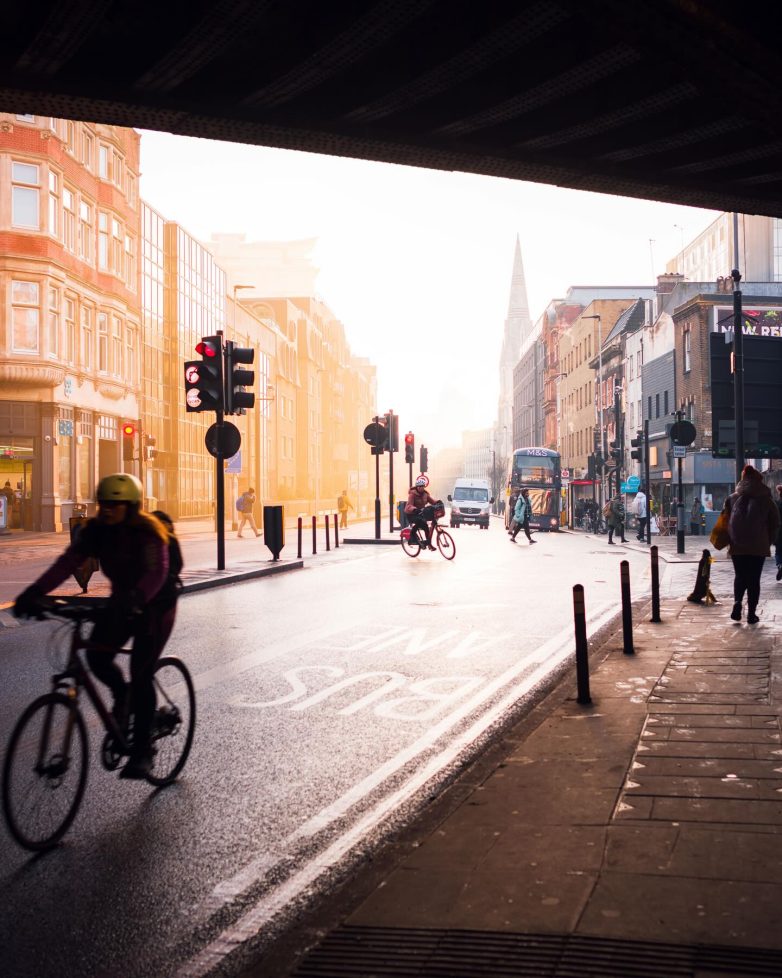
left=37, top=596, right=110, bottom=621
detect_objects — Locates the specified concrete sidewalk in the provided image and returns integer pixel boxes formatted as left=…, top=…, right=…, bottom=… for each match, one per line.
left=286, top=575, right=782, bottom=978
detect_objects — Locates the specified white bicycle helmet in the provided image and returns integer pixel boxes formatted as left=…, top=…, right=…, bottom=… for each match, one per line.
left=96, top=472, right=143, bottom=505
left=415, top=476, right=427, bottom=487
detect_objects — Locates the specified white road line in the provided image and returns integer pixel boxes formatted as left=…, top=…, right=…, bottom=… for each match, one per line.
left=175, top=598, right=618, bottom=978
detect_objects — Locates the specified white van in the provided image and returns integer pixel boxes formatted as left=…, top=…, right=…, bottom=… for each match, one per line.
left=447, top=478, right=494, bottom=529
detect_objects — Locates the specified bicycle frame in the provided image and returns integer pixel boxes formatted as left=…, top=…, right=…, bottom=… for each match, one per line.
left=50, top=616, right=132, bottom=755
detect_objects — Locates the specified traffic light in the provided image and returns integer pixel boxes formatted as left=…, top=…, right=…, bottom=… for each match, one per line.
left=184, top=336, right=223, bottom=412
left=404, top=431, right=415, bottom=464
left=420, top=445, right=428, bottom=473
left=121, top=423, right=136, bottom=461
left=609, top=439, right=621, bottom=464
left=144, top=434, right=157, bottom=462
left=224, top=340, right=255, bottom=415
left=630, top=429, right=644, bottom=464
left=384, top=412, right=399, bottom=453
left=587, top=454, right=596, bottom=481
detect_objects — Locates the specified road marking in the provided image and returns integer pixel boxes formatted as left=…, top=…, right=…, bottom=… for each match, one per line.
left=175, top=598, right=618, bottom=978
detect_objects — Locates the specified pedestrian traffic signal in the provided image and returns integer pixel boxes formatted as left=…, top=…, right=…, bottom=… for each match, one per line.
left=144, top=434, right=157, bottom=462
left=420, top=444, right=428, bottom=473
left=224, top=340, right=255, bottom=415
left=185, top=336, right=224, bottom=412
left=404, top=431, right=415, bottom=464
left=630, top=429, right=644, bottom=463
left=384, top=412, right=399, bottom=453
left=121, top=423, right=137, bottom=461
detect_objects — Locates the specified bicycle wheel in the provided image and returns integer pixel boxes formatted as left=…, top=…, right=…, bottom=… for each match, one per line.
left=2, top=692, right=88, bottom=851
left=436, top=529, right=456, bottom=560
left=401, top=533, right=421, bottom=558
left=145, top=657, right=196, bottom=787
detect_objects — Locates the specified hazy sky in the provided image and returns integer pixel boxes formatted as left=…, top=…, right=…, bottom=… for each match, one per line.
left=139, top=130, right=719, bottom=449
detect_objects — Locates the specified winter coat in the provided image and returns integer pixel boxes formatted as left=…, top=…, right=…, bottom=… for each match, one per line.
left=776, top=498, right=782, bottom=552
left=724, top=478, right=780, bottom=557
left=606, top=498, right=624, bottom=528
left=634, top=491, right=647, bottom=519
left=513, top=494, right=531, bottom=524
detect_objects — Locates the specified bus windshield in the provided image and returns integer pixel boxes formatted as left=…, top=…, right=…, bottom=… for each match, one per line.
left=510, top=454, right=559, bottom=487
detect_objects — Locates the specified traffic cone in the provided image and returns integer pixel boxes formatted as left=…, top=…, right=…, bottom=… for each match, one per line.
left=687, top=549, right=717, bottom=604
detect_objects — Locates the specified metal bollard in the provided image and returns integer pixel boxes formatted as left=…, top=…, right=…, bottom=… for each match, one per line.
left=334, top=513, right=339, bottom=548
left=650, top=545, right=661, bottom=623
left=573, top=584, right=591, bottom=705
left=620, top=560, right=635, bottom=655
left=325, top=513, right=331, bottom=551
left=297, top=517, right=303, bottom=559
left=312, top=515, right=317, bottom=555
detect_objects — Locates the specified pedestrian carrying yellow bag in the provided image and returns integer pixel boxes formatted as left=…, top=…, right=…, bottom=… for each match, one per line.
left=709, top=508, right=730, bottom=550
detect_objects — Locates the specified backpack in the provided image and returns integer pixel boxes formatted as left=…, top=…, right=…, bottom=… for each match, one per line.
left=150, top=511, right=184, bottom=599
left=602, top=500, right=613, bottom=518
left=236, top=497, right=243, bottom=512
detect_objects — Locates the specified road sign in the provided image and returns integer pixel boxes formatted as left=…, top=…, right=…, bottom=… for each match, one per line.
left=670, top=420, right=696, bottom=445
left=626, top=474, right=640, bottom=491
left=673, top=445, right=686, bottom=458
left=225, top=449, right=242, bottom=474
left=205, top=421, right=241, bottom=458
left=561, top=468, right=570, bottom=478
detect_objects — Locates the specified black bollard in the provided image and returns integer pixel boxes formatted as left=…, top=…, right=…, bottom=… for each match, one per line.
left=334, top=513, right=339, bottom=548
left=620, top=560, right=635, bottom=655
left=325, top=513, right=331, bottom=551
left=312, top=515, right=317, bottom=555
left=573, top=585, right=591, bottom=705
left=297, top=517, right=303, bottom=559
left=650, top=545, right=661, bottom=622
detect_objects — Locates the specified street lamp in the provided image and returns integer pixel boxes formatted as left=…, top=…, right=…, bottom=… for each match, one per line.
left=582, top=314, right=604, bottom=507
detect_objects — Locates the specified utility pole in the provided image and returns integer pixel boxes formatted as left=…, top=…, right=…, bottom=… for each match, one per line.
left=732, top=214, right=745, bottom=480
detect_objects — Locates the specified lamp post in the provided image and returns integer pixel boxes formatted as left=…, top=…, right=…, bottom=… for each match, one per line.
left=582, top=314, right=604, bottom=508
left=230, top=284, right=254, bottom=531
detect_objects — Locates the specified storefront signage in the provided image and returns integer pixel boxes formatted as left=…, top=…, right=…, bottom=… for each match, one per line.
left=713, top=306, right=782, bottom=337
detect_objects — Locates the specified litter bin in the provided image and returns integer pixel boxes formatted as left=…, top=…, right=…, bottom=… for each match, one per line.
left=263, top=505, right=284, bottom=561
left=397, top=501, right=408, bottom=529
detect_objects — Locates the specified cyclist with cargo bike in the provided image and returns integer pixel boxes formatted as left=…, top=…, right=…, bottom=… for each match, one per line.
left=3, top=473, right=195, bottom=851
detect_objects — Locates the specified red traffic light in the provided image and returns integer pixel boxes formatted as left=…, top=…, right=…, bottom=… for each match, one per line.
left=195, top=339, right=219, bottom=357
left=121, top=423, right=136, bottom=437
left=404, top=432, right=414, bottom=445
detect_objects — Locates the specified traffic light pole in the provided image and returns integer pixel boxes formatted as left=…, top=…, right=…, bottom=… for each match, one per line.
left=732, top=263, right=745, bottom=480
left=644, top=419, right=651, bottom=545
left=215, top=332, right=226, bottom=570
left=675, top=409, right=685, bottom=556
left=388, top=409, right=395, bottom=534
left=373, top=416, right=381, bottom=539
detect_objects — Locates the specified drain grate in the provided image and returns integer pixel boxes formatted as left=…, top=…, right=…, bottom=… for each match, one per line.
left=293, top=927, right=782, bottom=977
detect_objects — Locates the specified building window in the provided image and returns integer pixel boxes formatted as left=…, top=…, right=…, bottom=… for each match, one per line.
left=81, top=306, right=93, bottom=371
left=127, top=173, right=136, bottom=207
left=16, top=114, right=35, bottom=122
left=112, top=316, right=123, bottom=377
left=98, top=313, right=108, bottom=372
left=99, top=144, right=110, bottom=179
left=98, top=212, right=109, bottom=269
left=64, top=297, right=76, bottom=364
left=48, top=286, right=60, bottom=359
left=125, top=327, right=136, bottom=384
left=648, top=395, right=652, bottom=420
left=112, top=218, right=123, bottom=277
left=48, top=171, right=59, bottom=238
left=112, top=151, right=124, bottom=191
left=63, top=187, right=76, bottom=252
left=78, top=200, right=93, bottom=263
left=12, top=162, right=40, bottom=228
left=65, top=121, right=75, bottom=154
left=124, top=234, right=135, bottom=289
left=684, top=329, right=692, bottom=373
left=82, top=130, right=93, bottom=170
left=655, top=393, right=660, bottom=418
left=11, top=281, right=39, bottom=352
left=664, top=389, right=669, bottom=415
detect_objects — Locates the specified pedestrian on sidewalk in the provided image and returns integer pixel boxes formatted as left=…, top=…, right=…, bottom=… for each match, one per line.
left=775, top=484, right=782, bottom=582
left=510, top=488, right=536, bottom=544
left=635, top=486, right=648, bottom=541
left=236, top=488, right=260, bottom=538
left=337, top=489, right=354, bottom=528
left=723, top=465, right=780, bottom=624
left=690, top=496, right=704, bottom=536
left=606, top=491, right=627, bottom=544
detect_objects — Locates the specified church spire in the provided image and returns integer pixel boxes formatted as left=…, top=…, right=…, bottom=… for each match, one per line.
left=497, top=235, right=532, bottom=443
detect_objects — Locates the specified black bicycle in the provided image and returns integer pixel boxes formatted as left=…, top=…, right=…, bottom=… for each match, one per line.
left=2, top=597, right=196, bottom=851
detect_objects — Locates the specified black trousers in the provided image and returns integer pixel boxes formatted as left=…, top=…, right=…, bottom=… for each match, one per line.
left=730, top=555, right=765, bottom=611
left=87, top=603, right=176, bottom=754
left=637, top=516, right=649, bottom=539
left=511, top=519, right=532, bottom=541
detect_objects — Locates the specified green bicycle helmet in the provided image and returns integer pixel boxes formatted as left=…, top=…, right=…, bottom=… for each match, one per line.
left=96, top=472, right=143, bottom=505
